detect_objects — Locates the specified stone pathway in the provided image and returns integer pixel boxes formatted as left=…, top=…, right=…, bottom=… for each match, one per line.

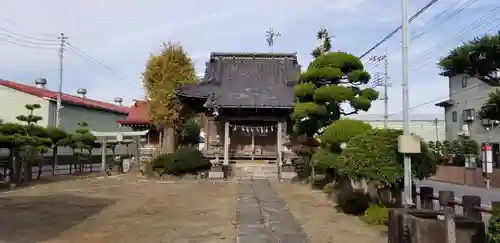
left=236, top=179, right=308, bottom=243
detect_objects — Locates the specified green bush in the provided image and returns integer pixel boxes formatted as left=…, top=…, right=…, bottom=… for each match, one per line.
left=151, top=154, right=172, bottom=171
left=361, top=204, right=389, bottom=226
left=311, top=149, right=340, bottom=176
left=177, top=119, right=201, bottom=146
left=323, top=182, right=335, bottom=195
left=151, top=148, right=211, bottom=175
left=320, top=118, right=372, bottom=151
left=338, top=129, right=437, bottom=188
left=165, top=147, right=211, bottom=175
left=488, top=209, right=500, bottom=243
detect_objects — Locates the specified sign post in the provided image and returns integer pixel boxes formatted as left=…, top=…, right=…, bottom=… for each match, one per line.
left=482, top=144, right=493, bottom=190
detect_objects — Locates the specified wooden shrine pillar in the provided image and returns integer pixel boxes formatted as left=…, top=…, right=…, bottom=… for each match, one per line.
left=223, top=121, right=230, bottom=166
left=277, top=121, right=283, bottom=179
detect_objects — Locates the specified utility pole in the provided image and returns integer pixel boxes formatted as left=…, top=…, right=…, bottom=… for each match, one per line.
left=53, top=33, right=67, bottom=176
left=434, top=118, right=439, bottom=141
left=401, top=0, right=413, bottom=207
left=369, top=53, right=390, bottom=128
left=56, top=33, right=67, bottom=128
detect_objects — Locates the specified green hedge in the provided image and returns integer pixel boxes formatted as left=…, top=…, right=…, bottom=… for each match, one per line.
left=151, top=147, right=211, bottom=176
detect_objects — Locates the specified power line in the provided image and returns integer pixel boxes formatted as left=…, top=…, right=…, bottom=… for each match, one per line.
left=0, top=24, right=139, bottom=88
left=0, top=26, right=57, bottom=43
left=410, top=7, right=500, bottom=70
left=0, top=36, right=57, bottom=50
left=0, top=31, right=58, bottom=46
left=385, top=6, right=500, bottom=118
left=66, top=42, right=133, bottom=84
left=410, top=0, right=480, bottom=41
left=359, top=0, right=440, bottom=59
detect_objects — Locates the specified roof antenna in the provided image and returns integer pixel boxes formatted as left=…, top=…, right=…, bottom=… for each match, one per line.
left=265, top=28, right=281, bottom=53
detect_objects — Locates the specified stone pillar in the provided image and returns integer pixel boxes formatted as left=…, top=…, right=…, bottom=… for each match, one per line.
left=223, top=121, right=230, bottom=166
left=203, top=115, right=210, bottom=150
left=251, top=131, right=255, bottom=162
left=101, top=139, right=107, bottom=175
left=277, top=121, right=283, bottom=180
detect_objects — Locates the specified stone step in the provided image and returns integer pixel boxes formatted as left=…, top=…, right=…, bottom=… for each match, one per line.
left=231, top=163, right=279, bottom=179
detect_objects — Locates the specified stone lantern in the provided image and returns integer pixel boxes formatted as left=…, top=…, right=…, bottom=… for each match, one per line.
left=208, top=135, right=224, bottom=179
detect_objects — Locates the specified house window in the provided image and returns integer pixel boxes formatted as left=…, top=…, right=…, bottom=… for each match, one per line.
left=461, top=76, right=468, bottom=88
left=463, top=109, right=475, bottom=122
left=452, top=111, right=457, bottom=122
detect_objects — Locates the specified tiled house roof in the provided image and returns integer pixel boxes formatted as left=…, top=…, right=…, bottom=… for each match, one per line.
left=0, top=79, right=130, bottom=114
left=176, top=52, right=301, bottom=109
left=116, top=100, right=150, bottom=125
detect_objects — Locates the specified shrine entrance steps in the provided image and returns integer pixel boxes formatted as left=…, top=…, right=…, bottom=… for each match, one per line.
left=231, top=161, right=279, bottom=180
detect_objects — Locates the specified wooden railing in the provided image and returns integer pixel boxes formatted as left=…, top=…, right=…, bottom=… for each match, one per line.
left=388, top=186, right=499, bottom=242
left=413, top=185, right=498, bottom=221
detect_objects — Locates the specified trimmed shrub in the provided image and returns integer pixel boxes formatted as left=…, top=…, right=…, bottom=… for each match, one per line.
left=361, top=204, right=388, bottom=226
left=165, top=147, right=211, bottom=175
left=151, top=154, right=172, bottom=171
left=323, top=182, right=335, bottom=196
left=151, top=147, right=211, bottom=176
left=338, top=129, right=437, bottom=188
left=311, top=149, right=340, bottom=177
left=320, top=118, right=372, bottom=151
left=488, top=209, right=500, bottom=243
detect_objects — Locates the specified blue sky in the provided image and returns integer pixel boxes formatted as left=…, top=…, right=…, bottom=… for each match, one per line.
left=0, top=0, right=498, bottom=119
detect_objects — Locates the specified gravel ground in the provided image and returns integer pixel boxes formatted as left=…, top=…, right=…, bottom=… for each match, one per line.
left=0, top=175, right=238, bottom=243
left=273, top=183, right=387, bottom=243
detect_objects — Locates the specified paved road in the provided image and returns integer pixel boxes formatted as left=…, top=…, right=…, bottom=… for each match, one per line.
left=417, top=180, right=500, bottom=206
left=237, top=179, right=308, bottom=243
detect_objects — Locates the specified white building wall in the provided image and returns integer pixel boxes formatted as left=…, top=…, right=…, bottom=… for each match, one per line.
left=351, top=113, right=445, bottom=142
left=0, top=86, right=50, bottom=126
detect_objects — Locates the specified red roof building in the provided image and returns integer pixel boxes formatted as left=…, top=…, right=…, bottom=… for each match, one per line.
left=116, top=100, right=160, bottom=147
left=116, top=100, right=151, bottom=126
left=0, top=79, right=130, bottom=114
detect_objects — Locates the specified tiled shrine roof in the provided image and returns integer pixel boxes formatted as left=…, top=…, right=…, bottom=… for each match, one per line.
left=176, top=52, right=301, bottom=109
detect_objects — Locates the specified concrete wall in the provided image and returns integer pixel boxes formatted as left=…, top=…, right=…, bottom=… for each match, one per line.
left=0, top=85, right=50, bottom=126
left=430, top=165, right=500, bottom=189
left=444, top=74, right=499, bottom=143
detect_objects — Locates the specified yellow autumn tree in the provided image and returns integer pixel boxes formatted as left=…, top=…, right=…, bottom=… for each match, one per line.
left=142, top=42, right=197, bottom=153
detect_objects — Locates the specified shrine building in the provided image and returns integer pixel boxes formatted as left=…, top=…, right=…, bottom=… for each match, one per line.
left=176, top=52, right=299, bottom=166
left=116, top=52, right=299, bottom=166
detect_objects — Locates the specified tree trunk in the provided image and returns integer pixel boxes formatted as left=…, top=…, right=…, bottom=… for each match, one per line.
left=162, top=127, right=175, bottom=154
left=51, top=146, right=58, bottom=176
left=36, top=158, right=43, bottom=180
left=9, top=149, right=16, bottom=187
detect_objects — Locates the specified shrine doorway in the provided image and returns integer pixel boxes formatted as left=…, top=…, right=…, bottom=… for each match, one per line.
left=228, top=121, right=278, bottom=161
